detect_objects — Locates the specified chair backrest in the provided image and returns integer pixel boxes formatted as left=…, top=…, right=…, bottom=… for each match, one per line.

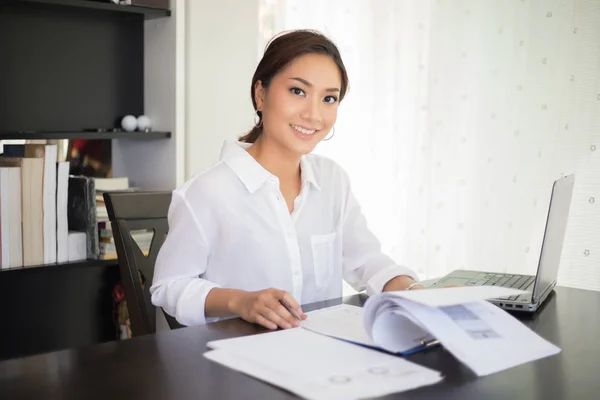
left=103, top=191, right=182, bottom=336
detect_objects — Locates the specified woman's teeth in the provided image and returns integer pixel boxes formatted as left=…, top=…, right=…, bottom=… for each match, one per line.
left=292, top=125, right=316, bottom=135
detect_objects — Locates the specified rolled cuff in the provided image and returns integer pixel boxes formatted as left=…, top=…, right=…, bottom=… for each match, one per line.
left=175, top=279, right=221, bottom=326
left=366, top=265, right=419, bottom=296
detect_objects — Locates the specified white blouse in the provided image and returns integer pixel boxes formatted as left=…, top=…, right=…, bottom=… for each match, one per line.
left=150, top=140, right=418, bottom=326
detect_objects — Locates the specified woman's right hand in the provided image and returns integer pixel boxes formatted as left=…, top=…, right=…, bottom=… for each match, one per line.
left=229, top=288, right=307, bottom=330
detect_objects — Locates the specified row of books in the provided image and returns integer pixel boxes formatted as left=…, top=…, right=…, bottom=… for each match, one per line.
left=0, top=143, right=136, bottom=269
left=0, top=143, right=74, bottom=268
left=95, top=177, right=145, bottom=260
left=93, top=177, right=152, bottom=260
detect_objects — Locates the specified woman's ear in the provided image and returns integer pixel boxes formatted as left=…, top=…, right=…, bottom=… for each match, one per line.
left=254, top=80, right=265, bottom=111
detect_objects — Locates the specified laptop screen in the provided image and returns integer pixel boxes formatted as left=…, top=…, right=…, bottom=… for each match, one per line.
left=532, top=174, right=575, bottom=300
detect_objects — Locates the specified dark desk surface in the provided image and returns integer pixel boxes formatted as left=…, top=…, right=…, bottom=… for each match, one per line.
left=1, top=286, right=599, bottom=400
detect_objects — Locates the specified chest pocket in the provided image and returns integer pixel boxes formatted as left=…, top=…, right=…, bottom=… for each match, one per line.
left=311, top=232, right=336, bottom=291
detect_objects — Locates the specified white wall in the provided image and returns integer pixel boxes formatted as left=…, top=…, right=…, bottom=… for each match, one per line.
left=112, top=0, right=186, bottom=190
left=185, top=0, right=260, bottom=179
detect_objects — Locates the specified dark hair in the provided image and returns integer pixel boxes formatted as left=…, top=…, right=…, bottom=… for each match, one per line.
left=239, top=29, right=349, bottom=143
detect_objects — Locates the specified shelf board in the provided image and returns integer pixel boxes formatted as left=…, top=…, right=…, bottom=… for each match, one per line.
left=0, top=130, right=171, bottom=140
left=0, top=259, right=118, bottom=274
left=13, top=0, right=171, bottom=19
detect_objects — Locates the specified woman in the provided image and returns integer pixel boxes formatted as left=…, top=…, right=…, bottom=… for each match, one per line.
left=150, top=30, right=423, bottom=330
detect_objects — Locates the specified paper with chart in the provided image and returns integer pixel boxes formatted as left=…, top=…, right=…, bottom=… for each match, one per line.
left=205, top=328, right=442, bottom=400
left=364, top=286, right=561, bottom=376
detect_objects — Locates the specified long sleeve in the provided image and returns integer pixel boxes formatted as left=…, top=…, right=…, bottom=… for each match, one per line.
left=340, top=173, right=419, bottom=296
left=150, top=191, right=219, bottom=326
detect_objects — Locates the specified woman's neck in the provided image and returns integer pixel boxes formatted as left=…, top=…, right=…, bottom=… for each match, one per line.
left=246, top=136, right=301, bottom=183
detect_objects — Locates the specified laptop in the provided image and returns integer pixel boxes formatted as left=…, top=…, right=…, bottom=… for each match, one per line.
left=430, top=174, right=575, bottom=312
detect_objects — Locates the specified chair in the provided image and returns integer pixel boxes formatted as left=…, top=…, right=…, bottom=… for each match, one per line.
left=103, top=191, right=184, bottom=337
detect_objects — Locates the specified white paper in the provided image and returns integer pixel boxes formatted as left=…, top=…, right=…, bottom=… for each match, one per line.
left=205, top=328, right=442, bottom=400
left=301, top=304, right=375, bottom=347
left=303, top=304, right=432, bottom=354
left=400, top=299, right=561, bottom=376
left=368, top=305, right=435, bottom=354
left=364, top=286, right=561, bottom=376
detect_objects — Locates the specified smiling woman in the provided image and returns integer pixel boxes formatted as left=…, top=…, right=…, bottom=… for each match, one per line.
left=149, top=30, right=423, bottom=331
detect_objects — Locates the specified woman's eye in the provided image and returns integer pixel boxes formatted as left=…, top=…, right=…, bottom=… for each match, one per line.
left=324, top=95, right=338, bottom=104
left=291, top=87, right=305, bottom=96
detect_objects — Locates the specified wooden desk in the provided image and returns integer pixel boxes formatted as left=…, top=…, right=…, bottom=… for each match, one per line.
left=1, top=286, right=598, bottom=399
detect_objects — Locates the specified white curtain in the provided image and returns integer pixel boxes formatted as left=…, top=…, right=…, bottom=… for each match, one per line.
left=259, top=0, right=600, bottom=292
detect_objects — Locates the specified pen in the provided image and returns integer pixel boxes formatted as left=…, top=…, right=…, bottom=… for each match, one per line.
left=280, top=299, right=302, bottom=321
left=420, top=339, right=440, bottom=347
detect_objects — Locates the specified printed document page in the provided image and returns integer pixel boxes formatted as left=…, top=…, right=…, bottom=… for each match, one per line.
left=394, top=299, right=561, bottom=376
left=363, top=286, right=560, bottom=375
left=205, top=328, right=442, bottom=400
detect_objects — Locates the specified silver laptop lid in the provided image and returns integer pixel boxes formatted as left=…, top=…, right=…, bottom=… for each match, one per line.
left=532, top=174, right=575, bottom=300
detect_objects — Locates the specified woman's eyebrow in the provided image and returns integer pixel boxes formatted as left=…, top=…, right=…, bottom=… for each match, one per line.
left=290, top=77, right=340, bottom=92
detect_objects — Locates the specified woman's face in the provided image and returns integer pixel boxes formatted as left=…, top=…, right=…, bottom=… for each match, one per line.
left=254, top=53, right=342, bottom=156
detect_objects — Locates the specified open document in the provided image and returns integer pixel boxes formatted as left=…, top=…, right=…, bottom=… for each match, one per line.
left=302, top=286, right=560, bottom=376
left=205, top=328, right=442, bottom=400
left=363, top=287, right=561, bottom=376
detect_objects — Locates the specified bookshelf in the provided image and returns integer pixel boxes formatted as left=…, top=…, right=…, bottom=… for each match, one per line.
left=0, top=0, right=185, bottom=360
left=16, top=0, right=171, bottom=18
left=0, top=259, right=116, bottom=274
left=0, top=130, right=172, bottom=140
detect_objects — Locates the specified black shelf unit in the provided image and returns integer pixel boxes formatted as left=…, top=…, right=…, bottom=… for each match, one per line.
left=11, top=0, right=171, bottom=19
left=0, top=0, right=172, bottom=360
left=0, top=259, right=121, bottom=361
left=0, top=130, right=172, bottom=140
left=0, top=258, right=117, bottom=274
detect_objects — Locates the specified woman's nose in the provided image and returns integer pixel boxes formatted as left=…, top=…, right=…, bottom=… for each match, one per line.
left=300, top=98, right=323, bottom=124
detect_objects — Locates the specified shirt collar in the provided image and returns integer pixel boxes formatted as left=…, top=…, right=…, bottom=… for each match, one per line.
left=219, top=140, right=322, bottom=193
left=220, top=141, right=270, bottom=193
left=300, top=155, right=321, bottom=191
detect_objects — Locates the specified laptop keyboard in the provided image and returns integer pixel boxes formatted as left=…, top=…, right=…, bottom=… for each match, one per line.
left=464, top=273, right=535, bottom=301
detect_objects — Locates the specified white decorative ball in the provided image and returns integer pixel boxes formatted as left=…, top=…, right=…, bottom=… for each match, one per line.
left=121, top=115, right=137, bottom=132
left=137, top=115, right=152, bottom=131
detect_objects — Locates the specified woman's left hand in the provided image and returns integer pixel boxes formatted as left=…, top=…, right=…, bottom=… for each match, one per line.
left=382, top=276, right=424, bottom=291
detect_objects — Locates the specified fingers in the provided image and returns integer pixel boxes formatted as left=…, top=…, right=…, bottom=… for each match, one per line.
left=262, top=306, right=297, bottom=329
left=273, top=302, right=302, bottom=327
left=255, top=314, right=277, bottom=330
left=250, top=289, right=307, bottom=330
left=279, top=291, right=307, bottom=320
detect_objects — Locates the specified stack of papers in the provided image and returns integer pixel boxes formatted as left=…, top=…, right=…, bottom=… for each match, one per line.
left=204, top=286, right=562, bottom=398
left=205, top=328, right=442, bottom=400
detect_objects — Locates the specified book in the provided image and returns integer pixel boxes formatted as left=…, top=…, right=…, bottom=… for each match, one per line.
left=24, top=144, right=58, bottom=264
left=56, top=162, right=70, bottom=263
left=93, top=177, right=129, bottom=192
left=67, top=175, right=98, bottom=260
left=0, top=158, right=44, bottom=267
left=1, top=144, right=25, bottom=158
left=7, top=167, right=23, bottom=268
left=67, top=231, right=87, bottom=262
left=0, top=168, right=10, bottom=268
